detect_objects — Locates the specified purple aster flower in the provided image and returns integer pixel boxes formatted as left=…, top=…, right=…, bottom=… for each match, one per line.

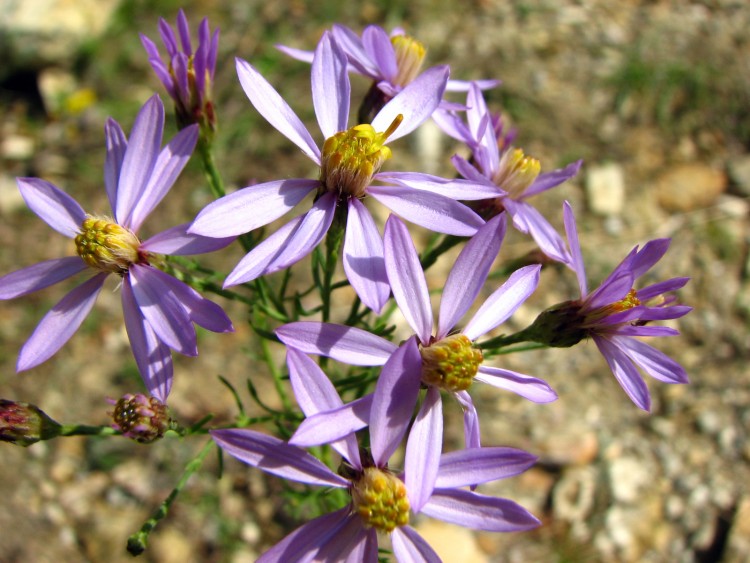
left=0, top=95, right=234, bottom=401
left=433, top=83, right=582, bottom=264
left=189, top=31, right=486, bottom=313
left=278, top=24, right=499, bottom=122
left=276, top=214, right=556, bottom=476
left=211, top=360, right=539, bottom=562
left=140, top=9, right=219, bottom=135
left=553, top=202, right=690, bottom=410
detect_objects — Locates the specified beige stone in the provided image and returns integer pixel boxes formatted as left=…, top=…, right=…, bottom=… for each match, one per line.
left=654, top=164, right=727, bottom=212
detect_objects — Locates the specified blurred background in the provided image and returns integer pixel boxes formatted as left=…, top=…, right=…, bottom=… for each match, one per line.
left=1, top=0, right=748, bottom=561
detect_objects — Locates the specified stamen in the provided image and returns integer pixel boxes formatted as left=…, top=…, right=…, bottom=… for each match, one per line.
left=493, top=148, right=541, bottom=199
left=420, top=334, right=484, bottom=392
left=391, top=35, right=427, bottom=87
left=351, top=467, right=410, bottom=532
left=585, top=288, right=642, bottom=325
left=75, top=216, right=143, bottom=274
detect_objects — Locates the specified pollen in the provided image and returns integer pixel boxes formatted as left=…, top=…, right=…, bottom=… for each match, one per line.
left=351, top=467, right=410, bottom=532
left=420, top=334, right=484, bottom=392
left=319, top=115, right=402, bottom=198
left=75, top=216, right=143, bottom=274
left=391, top=35, right=427, bottom=87
left=493, top=148, right=541, bottom=199
left=585, top=288, right=642, bottom=325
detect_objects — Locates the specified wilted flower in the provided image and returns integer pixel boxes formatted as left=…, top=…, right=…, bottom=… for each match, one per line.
left=212, top=368, right=539, bottom=563
left=522, top=202, right=691, bottom=410
left=141, top=9, right=219, bottom=136
left=0, top=399, right=62, bottom=447
left=0, top=95, right=234, bottom=401
left=190, top=32, right=486, bottom=313
left=435, top=83, right=582, bottom=264
left=278, top=24, right=499, bottom=122
left=277, top=214, right=556, bottom=473
left=109, top=393, right=175, bottom=443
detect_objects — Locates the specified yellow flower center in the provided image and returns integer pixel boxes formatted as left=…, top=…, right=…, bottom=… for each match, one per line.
left=75, top=216, right=143, bottom=274
left=585, top=288, right=641, bottom=325
left=420, top=334, right=484, bottom=392
left=390, top=35, right=427, bottom=87
left=351, top=467, right=410, bottom=532
left=319, top=116, right=402, bottom=198
left=493, top=148, right=541, bottom=199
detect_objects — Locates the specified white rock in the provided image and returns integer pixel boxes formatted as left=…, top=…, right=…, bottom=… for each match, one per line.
left=585, top=163, right=625, bottom=216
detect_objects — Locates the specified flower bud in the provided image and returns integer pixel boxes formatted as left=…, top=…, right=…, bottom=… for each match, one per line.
left=523, top=301, right=588, bottom=348
left=109, top=394, right=175, bottom=444
left=0, top=399, right=62, bottom=447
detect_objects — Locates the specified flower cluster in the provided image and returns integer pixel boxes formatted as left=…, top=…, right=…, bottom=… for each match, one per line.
left=0, top=14, right=691, bottom=562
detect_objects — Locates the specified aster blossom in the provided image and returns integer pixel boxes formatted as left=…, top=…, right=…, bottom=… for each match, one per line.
left=190, top=31, right=487, bottom=313
left=278, top=23, right=499, bottom=122
left=276, top=214, right=556, bottom=487
left=433, top=83, right=582, bottom=264
left=0, top=95, right=234, bottom=402
left=140, top=9, right=219, bottom=135
left=211, top=356, right=539, bottom=562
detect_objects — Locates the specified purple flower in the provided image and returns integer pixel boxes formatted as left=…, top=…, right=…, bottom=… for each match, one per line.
left=0, top=95, right=234, bottom=402
left=561, top=201, right=691, bottom=410
left=435, top=83, right=582, bottom=264
left=278, top=24, right=499, bottom=121
left=189, top=32, right=485, bottom=313
left=140, top=9, right=219, bottom=134
left=211, top=361, right=539, bottom=562
left=276, top=214, right=556, bottom=474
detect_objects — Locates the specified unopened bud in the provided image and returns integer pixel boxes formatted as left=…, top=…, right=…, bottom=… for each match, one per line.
left=0, top=399, right=62, bottom=447
left=109, top=394, right=175, bottom=444
left=524, top=301, right=588, bottom=348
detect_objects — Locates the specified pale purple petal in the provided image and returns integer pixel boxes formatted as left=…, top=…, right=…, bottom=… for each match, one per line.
left=524, top=159, right=582, bottom=198
left=637, top=305, right=693, bottom=321
left=17, top=178, right=86, bottom=238
left=432, top=107, right=472, bottom=144
left=275, top=44, right=315, bottom=64
left=362, top=25, right=397, bottom=82
left=584, top=269, right=635, bottom=312
left=446, top=78, right=500, bottom=92
left=594, top=335, right=651, bottom=411
left=315, top=516, right=372, bottom=563
left=141, top=266, right=233, bottom=333
left=257, top=508, right=354, bottom=563
left=189, top=178, right=318, bottom=237
left=421, top=489, right=540, bottom=531
left=0, top=257, right=87, bottom=299
left=370, top=337, right=422, bottom=465
left=157, top=17, right=177, bottom=56
left=115, top=95, right=164, bottom=228
left=121, top=277, right=172, bottom=402
left=236, top=57, right=321, bottom=164
left=375, top=171, right=500, bottom=201
left=372, top=65, right=450, bottom=142
left=563, top=201, right=587, bottom=297
left=141, top=223, right=234, bottom=255
left=223, top=214, right=304, bottom=287
left=286, top=348, right=361, bottom=466
left=369, top=184, right=484, bottom=236
left=463, top=264, right=541, bottom=341
left=290, top=395, right=373, bottom=448
left=615, top=325, right=680, bottom=338
left=405, top=386, right=442, bottom=513
left=476, top=366, right=558, bottom=403
left=343, top=199, right=390, bottom=313
left=176, top=10, right=192, bottom=54
left=17, top=273, right=106, bottom=371
left=211, top=428, right=348, bottom=488
left=331, top=24, right=379, bottom=78
left=392, top=526, right=441, bottom=563
left=435, top=447, right=537, bottom=489
left=630, top=239, right=671, bottom=279
left=609, top=335, right=689, bottom=384
left=454, top=391, right=481, bottom=449
left=438, top=214, right=506, bottom=338
left=311, top=31, right=350, bottom=138
left=129, top=124, right=199, bottom=231
left=276, top=322, right=396, bottom=365
left=129, top=264, right=197, bottom=356
left=637, top=277, right=690, bottom=300
left=503, top=199, right=570, bottom=264
left=451, top=154, right=496, bottom=186
left=104, top=118, right=127, bottom=211
left=383, top=215, right=433, bottom=342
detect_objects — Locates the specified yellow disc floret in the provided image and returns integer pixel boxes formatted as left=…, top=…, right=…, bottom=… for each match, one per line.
left=320, top=115, right=403, bottom=198
left=391, top=35, right=427, bottom=87
left=584, top=288, right=641, bottom=325
left=351, top=467, right=410, bottom=532
left=75, top=216, right=143, bottom=274
left=420, top=334, right=484, bottom=392
left=493, top=148, right=541, bottom=199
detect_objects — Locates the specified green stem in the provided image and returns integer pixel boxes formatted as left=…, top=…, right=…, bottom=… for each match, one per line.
left=59, top=424, right=119, bottom=437
left=197, top=137, right=225, bottom=199
left=419, top=234, right=463, bottom=271
left=127, top=439, right=215, bottom=556
left=321, top=204, right=346, bottom=323
left=478, top=327, right=537, bottom=351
